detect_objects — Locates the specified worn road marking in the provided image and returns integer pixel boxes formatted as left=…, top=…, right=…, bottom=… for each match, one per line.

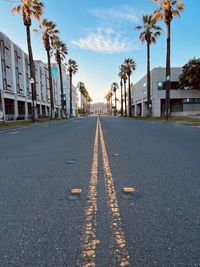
left=77, top=119, right=99, bottom=267
left=98, top=118, right=130, bottom=267
left=8, top=131, right=20, bottom=135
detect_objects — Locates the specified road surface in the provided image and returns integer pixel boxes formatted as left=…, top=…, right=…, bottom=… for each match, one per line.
left=0, top=117, right=199, bottom=267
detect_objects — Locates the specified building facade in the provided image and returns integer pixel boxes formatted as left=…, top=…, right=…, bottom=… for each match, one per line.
left=90, top=102, right=107, bottom=115
left=0, top=31, right=77, bottom=121
left=131, top=67, right=200, bottom=117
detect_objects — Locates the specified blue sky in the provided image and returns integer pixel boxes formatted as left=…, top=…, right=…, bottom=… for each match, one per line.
left=0, top=0, right=199, bottom=102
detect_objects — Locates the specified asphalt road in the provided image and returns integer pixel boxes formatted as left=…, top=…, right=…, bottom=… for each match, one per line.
left=0, top=117, right=199, bottom=267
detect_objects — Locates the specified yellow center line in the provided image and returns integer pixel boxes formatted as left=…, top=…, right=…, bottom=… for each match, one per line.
left=98, top=117, right=130, bottom=267
left=77, top=118, right=100, bottom=267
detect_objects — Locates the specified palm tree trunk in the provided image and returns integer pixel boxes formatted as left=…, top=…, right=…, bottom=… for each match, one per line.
left=86, top=99, right=88, bottom=115
left=166, top=22, right=171, bottom=120
left=47, top=49, right=54, bottom=119
left=124, top=80, right=127, bottom=116
left=89, top=101, right=90, bottom=115
left=115, top=91, right=117, bottom=110
left=147, top=41, right=151, bottom=117
left=82, top=95, right=84, bottom=116
left=120, top=80, right=123, bottom=116
left=128, top=75, right=132, bottom=117
left=69, top=72, right=73, bottom=118
left=58, top=62, right=65, bottom=117
left=26, top=25, right=36, bottom=122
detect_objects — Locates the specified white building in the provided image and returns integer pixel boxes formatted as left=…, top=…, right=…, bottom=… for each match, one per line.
left=0, top=31, right=77, bottom=121
left=71, top=84, right=78, bottom=117
left=90, top=102, right=107, bottom=115
left=131, top=67, right=200, bottom=117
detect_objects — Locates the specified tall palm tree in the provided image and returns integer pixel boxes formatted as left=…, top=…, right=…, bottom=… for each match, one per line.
left=105, top=91, right=113, bottom=115
left=12, top=0, right=44, bottom=122
left=152, top=0, right=184, bottom=119
left=105, top=92, right=111, bottom=115
left=67, top=59, right=78, bottom=118
left=77, top=81, right=86, bottom=115
left=83, top=88, right=88, bottom=115
left=120, top=65, right=128, bottom=116
left=35, top=19, right=59, bottom=119
left=109, top=90, right=113, bottom=114
left=119, top=70, right=124, bottom=116
left=52, top=39, right=68, bottom=117
left=86, top=95, right=92, bottom=115
left=111, top=82, right=119, bottom=113
left=136, top=15, right=162, bottom=116
left=122, top=59, right=136, bottom=117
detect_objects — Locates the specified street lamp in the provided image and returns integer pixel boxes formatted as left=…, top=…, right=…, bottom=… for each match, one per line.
left=166, top=75, right=171, bottom=82
left=30, top=78, right=35, bottom=123
left=166, top=75, right=171, bottom=120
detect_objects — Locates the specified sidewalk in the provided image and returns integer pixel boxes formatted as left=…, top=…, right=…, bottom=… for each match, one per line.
left=0, top=118, right=66, bottom=131
left=129, top=116, right=200, bottom=126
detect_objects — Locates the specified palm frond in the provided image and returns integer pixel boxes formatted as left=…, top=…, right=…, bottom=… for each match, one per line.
left=11, top=5, right=21, bottom=14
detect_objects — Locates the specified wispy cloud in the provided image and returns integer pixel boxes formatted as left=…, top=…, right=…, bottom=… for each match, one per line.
left=71, top=28, right=137, bottom=54
left=88, top=6, right=140, bottom=23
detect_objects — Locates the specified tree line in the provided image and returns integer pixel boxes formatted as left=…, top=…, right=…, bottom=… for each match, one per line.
left=105, top=0, right=200, bottom=119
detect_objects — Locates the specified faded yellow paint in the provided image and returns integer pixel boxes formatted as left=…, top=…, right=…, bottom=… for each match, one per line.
left=77, top=119, right=100, bottom=267
left=98, top=118, right=130, bottom=266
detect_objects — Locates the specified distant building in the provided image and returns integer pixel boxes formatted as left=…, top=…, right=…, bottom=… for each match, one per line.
left=90, top=102, right=107, bottom=115
left=131, top=67, right=200, bottom=117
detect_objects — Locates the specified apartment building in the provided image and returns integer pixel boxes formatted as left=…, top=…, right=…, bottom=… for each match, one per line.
left=131, top=67, right=200, bottom=117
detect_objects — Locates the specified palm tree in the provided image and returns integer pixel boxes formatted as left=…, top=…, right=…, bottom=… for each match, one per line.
left=109, top=90, right=113, bottom=114
left=136, top=15, right=162, bottom=116
left=105, top=92, right=111, bottom=115
left=52, top=39, right=68, bottom=117
left=77, top=81, right=85, bottom=115
left=86, top=95, right=92, bottom=115
left=67, top=59, right=78, bottom=118
left=34, top=19, right=59, bottom=119
left=119, top=70, right=124, bottom=116
left=122, top=59, right=136, bottom=117
left=12, top=0, right=44, bottom=122
left=83, top=89, right=88, bottom=115
left=111, top=82, right=119, bottom=113
left=120, top=65, right=128, bottom=116
left=105, top=91, right=113, bottom=115
left=152, top=0, right=184, bottom=119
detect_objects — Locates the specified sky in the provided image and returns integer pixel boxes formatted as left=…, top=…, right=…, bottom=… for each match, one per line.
left=0, top=0, right=199, bottom=103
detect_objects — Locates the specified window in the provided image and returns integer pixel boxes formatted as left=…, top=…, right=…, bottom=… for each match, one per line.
left=183, top=98, right=200, bottom=104
left=157, top=81, right=180, bottom=90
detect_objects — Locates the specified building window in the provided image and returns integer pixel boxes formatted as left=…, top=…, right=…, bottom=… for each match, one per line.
left=157, top=81, right=180, bottom=90
left=183, top=98, right=200, bottom=104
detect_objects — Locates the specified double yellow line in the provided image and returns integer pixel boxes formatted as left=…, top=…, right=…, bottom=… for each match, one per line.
left=77, top=117, right=130, bottom=267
